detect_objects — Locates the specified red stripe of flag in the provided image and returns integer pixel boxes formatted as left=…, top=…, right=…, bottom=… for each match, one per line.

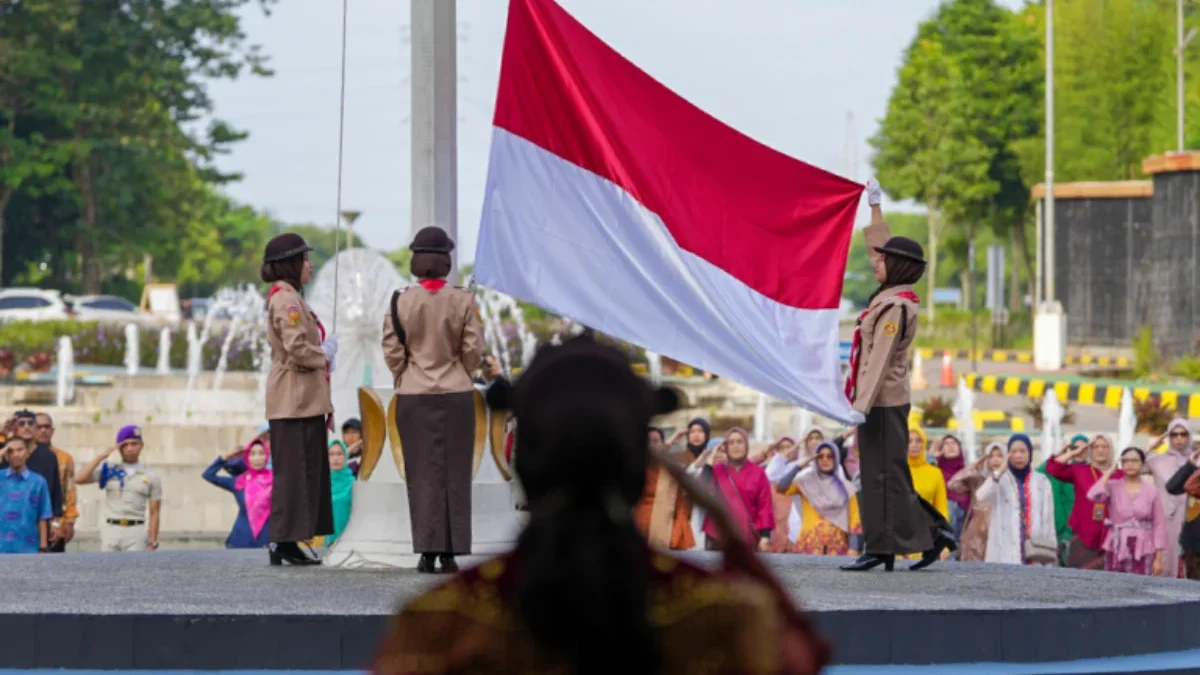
left=494, top=0, right=863, bottom=310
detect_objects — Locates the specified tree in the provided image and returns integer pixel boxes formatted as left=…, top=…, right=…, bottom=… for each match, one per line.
left=870, top=36, right=996, bottom=324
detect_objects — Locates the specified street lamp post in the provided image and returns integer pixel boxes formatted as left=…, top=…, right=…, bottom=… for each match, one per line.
left=1035, top=0, right=1067, bottom=372
left=340, top=209, right=361, bottom=247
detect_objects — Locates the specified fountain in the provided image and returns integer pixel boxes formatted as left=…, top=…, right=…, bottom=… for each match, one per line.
left=123, top=323, right=139, bottom=376
left=752, top=391, right=771, bottom=442
left=156, top=327, right=171, bottom=374
left=1117, top=388, right=1136, bottom=450
left=1040, top=389, right=1065, bottom=463
left=55, top=336, right=74, bottom=407
left=186, top=322, right=201, bottom=378
left=953, top=376, right=977, bottom=461
left=474, top=285, right=538, bottom=375
left=179, top=285, right=269, bottom=417
left=646, top=350, right=663, bottom=387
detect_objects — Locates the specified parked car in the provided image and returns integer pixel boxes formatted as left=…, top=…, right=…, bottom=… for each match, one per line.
left=68, top=294, right=157, bottom=325
left=0, top=288, right=73, bottom=322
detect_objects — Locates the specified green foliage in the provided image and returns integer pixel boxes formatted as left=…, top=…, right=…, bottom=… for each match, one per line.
left=1014, top=396, right=1077, bottom=429
left=1171, top=355, right=1200, bottom=383
left=919, top=395, right=954, bottom=428
left=1134, top=396, right=1174, bottom=435
left=1133, top=326, right=1160, bottom=378
left=913, top=308, right=1034, bottom=351
left=0, top=320, right=258, bottom=373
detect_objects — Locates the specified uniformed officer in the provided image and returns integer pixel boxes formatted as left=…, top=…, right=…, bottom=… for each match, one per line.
left=840, top=179, right=954, bottom=573
left=76, top=425, right=162, bottom=552
left=261, top=232, right=336, bottom=566
left=382, top=226, right=485, bottom=574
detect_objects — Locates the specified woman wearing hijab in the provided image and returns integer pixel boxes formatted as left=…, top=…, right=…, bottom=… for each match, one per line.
left=698, top=428, right=774, bottom=551
left=841, top=180, right=955, bottom=572
left=201, top=439, right=273, bottom=550
left=931, top=435, right=968, bottom=544
left=1147, top=418, right=1194, bottom=577
left=759, top=436, right=801, bottom=553
left=1165, top=446, right=1200, bottom=579
left=261, top=232, right=336, bottom=566
left=1038, top=433, right=1087, bottom=566
left=327, top=440, right=356, bottom=545
left=1043, top=433, right=1119, bottom=570
left=775, top=441, right=861, bottom=556
left=666, top=419, right=711, bottom=549
left=976, top=434, right=1057, bottom=566
left=374, top=336, right=831, bottom=675
left=948, top=442, right=1007, bottom=562
left=1088, top=447, right=1167, bottom=576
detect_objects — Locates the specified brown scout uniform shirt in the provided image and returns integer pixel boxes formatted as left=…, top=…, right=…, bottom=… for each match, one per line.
left=382, top=284, right=486, bottom=395
left=265, top=281, right=333, bottom=420
left=852, top=222, right=920, bottom=415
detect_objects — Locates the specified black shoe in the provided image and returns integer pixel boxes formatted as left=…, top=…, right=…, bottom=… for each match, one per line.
left=839, top=553, right=895, bottom=572
left=910, top=531, right=958, bottom=571
left=270, top=542, right=320, bottom=566
left=417, top=554, right=437, bottom=574
left=438, top=555, right=459, bottom=574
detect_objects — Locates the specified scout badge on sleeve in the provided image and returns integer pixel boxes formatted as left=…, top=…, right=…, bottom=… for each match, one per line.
left=882, top=321, right=898, bottom=337
left=286, top=305, right=303, bottom=326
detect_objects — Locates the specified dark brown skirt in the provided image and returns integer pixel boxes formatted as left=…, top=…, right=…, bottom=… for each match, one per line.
left=396, top=390, right=476, bottom=555
left=268, top=415, right=333, bottom=543
left=1065, top=534, right=1105, bottom=570
left=858, top=404, right=948, bottom=555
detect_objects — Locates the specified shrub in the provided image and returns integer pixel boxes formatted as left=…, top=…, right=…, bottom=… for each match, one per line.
left=1172, top=355, right=1200, bottom=383
left=1013, top=396, right=1077, bottom=429
left=919, top=395, right=954, bottom=428
left=1134, top=396, right=1173, bottom=435
left=0, top=320, right=259, bottom=374
left=1132, top=326, right=1160, bottom=378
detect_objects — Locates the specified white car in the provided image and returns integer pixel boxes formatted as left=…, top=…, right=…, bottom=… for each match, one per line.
left=0, top=288, right=73, bottom=322
left=68, top=294, right=158, bottom=325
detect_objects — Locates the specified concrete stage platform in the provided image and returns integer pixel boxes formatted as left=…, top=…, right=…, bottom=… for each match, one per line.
left=2, top=550, right=1200, bottom=672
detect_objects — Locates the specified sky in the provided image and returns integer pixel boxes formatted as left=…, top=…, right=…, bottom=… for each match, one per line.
left=207, top=0, right=1027, bottom=260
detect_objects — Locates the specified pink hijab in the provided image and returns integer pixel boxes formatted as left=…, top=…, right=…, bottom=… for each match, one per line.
left=235, top=440, right=273, bottom=538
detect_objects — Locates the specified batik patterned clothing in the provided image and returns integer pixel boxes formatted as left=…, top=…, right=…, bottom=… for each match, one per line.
left=0, top=468, right=52, bottom=554
left=374, top=550, right=826, bottom=675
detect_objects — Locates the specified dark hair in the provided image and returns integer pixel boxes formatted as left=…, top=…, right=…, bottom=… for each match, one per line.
left=505, top=340, right=666, bottom=675
left=14, top=409, right=35, bottom=420
left=647, top=426, right=664, bottom=443
left=410, top=252, right=451, bottom=279
left=261, top=255, right=306, bottom=292
left=1121, top=447, right=1146, bottom=463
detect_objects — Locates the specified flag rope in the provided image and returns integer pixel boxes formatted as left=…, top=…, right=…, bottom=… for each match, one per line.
left=330, top=0, right=350, bottom=332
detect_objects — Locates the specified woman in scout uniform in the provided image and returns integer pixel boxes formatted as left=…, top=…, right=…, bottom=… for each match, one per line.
left=382, top=226, right=485, bottom=574
left=76, top=425, right=162, bottom=552
left=840, top=179, right=955, bottom=573
left=261, top=232, right=337, bottom=566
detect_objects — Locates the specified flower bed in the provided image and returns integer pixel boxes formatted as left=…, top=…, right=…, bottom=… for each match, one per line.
left=0, top=320, right=259, bottom=373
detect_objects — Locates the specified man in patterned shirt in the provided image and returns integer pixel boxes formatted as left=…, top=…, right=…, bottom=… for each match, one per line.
left=35, top=413, right=77, bottom=552
left=0, top=437, right=52, bottom=554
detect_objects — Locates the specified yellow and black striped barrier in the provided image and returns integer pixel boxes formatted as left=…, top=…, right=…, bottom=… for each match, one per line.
left=917, top=349, right=1130, bottom=368
left=963, top=373, right=1200, bottom=417
left=909, top=407, right=1026, bottom=432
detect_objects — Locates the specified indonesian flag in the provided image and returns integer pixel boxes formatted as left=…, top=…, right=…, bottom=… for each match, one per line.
left=474, top=0, right=865, bottom=425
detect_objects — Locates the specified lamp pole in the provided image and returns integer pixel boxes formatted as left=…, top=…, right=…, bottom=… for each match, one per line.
left=1044, top=0, right=1055, bottom=305
left=340, top=210, right=361, bottom=247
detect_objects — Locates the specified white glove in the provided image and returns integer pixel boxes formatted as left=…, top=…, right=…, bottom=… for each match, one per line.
left=322, top=334, right=339, bottom=371
left=866, top=177, right=883, bottom=206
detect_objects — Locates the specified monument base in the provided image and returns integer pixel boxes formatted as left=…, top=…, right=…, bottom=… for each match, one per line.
left=323, top=480, right=524, bottom=569
left=1034, top=301, right=1067, bottom=371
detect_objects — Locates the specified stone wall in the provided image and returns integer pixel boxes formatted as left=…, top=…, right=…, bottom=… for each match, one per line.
left=1034, top=181, right=1153, bottom=347
left=1144, top=154, right=1200, bottom=360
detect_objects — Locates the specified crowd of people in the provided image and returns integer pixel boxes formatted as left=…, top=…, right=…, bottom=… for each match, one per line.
left=635, top=415, right=1200, bottom=579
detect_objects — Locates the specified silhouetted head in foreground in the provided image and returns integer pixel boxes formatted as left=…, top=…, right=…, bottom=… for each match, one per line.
left=486, top=335, right=678, bottom=675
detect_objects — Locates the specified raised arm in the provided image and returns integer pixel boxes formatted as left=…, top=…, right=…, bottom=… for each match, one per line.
left=75, top=446, right=116, bottom=485
left=1085, top=463, right=1118, bottom=502
left=864, top=178, right=889, bottom=269
left=1165, top=452, right=1200, bottom=495
left=975, top=471, right=1001, bottom=504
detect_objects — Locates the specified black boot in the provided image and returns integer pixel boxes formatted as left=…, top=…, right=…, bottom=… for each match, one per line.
left=270, top=542, right=320, bottom=566
left=438, top=554, right=459, bottom=574
left=839, top=553, right=895, bottom=572
left=910, top=531, right=958, bottom=571
left=417, top=554, right=437, bottom=574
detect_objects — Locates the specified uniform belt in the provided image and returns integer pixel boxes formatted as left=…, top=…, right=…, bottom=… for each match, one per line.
left=106, top=518, right=145, bottom=527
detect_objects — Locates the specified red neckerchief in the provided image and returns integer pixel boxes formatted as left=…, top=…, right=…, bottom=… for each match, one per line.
left=270, top=284, right=333, bottom=430
left=844, top=290, right=920, bottom=403
left=418, top=279, right=447, bottom=292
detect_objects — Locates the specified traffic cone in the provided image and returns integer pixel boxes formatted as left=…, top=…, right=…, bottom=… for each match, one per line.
left=940, top=352, right=954, bottom=388
left=910, top=351, right=928, bottom=390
